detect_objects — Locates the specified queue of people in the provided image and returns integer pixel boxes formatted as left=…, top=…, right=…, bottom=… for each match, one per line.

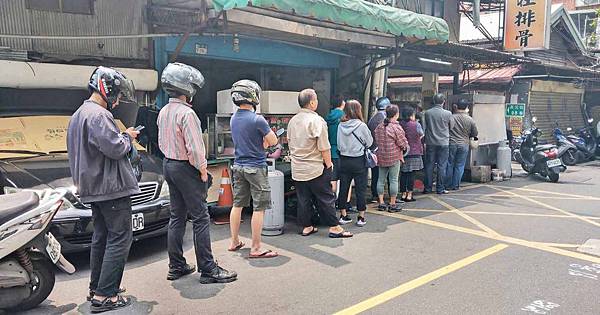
left=326, top=93, right=478, bottom=223
left=67, top=62, right=476, bottom=313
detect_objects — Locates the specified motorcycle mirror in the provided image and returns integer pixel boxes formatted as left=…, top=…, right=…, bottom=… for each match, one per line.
left=532, top=117, right=538, bottom=123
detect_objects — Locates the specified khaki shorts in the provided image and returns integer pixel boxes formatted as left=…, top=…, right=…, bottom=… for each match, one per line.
left=232, top=165, right=271, bottom=211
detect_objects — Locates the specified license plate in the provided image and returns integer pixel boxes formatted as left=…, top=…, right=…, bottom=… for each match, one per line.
left=547, top=159, right=562, bottom=168
left=46, top=233, right=61, bottom=264
left=132, top=213, right=144, bottom=232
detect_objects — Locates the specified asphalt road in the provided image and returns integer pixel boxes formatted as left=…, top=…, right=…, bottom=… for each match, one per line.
left=14, top=163, right=600, bottom=315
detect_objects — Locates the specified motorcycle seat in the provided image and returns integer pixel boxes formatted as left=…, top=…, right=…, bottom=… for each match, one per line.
left=535, top=144, right=555, bottom=151
left=0, top=191, right=40, bottom=226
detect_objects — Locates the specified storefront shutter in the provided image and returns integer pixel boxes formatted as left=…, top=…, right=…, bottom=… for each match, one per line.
left=528, top=91, right=584, bottom=142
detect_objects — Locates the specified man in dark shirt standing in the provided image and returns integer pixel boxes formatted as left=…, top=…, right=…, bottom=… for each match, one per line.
left=447, top=98, right=478, bottom=190
left=422, top=93, right=453, bottom=194
left=228, top=80, right=279, bottom=258
left=67, top=67, right=139, bottom=312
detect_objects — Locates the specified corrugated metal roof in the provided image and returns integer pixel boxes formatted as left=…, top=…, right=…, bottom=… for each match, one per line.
left=0, top=0, right=148, bottom=59
left=388, top=66, right=521, bottom=87
left=0, top=0, right=33, bottom=51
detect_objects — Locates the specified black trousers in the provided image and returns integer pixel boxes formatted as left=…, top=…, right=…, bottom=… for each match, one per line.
left=400, top=171, right=415, bottom=193
left=163, top=159, right=216, bottom=273
left=370, top=166, right=379, bottom=198
left=295, top=168, right=339, bottom=228
left=89, top=197, right=132, bottom=297
left=338, top=156, right=368, bottom=212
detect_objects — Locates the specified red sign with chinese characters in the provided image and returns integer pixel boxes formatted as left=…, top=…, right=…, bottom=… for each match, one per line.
left=504, top=0, right=551, bottom=51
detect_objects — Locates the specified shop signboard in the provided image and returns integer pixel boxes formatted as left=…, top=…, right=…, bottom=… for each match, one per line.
left=506, top=103, right=525, bottom=136
left=504, top=0, right=551, bottom=51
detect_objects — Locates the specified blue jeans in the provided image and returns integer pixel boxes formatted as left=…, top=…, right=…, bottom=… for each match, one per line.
left=424, top=145, right=449, bottom=193
left=446, top=144, right=469, bottom=190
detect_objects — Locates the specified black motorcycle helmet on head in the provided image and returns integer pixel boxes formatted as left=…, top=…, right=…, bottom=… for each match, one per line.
left=161, top=62, right=205, bottom=103
left=88, top=66, right=136, bottom=111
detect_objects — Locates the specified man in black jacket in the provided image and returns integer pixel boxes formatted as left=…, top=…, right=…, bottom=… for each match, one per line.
left=67, top=67, right=139, bottom=313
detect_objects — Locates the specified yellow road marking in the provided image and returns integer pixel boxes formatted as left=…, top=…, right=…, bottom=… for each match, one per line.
left=491, top=186, right=600, bottom=229
left=449, top=193, right=600, bottom=201
left=511, top=187, right=600, bottom=201
left=403, top=208, right=600, bottom=220
left=368, top=210, right=600, bottom=264
left=333, top=244, right=509, bottom=315
left=429, top=195, right=501, bottom=237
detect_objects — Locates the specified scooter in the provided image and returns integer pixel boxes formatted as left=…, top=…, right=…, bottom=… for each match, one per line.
left=0, top=189, right=75, bottom=312
left=513, top=118, right=567, bottom=182
left=552, top=125, right=579, bottom=166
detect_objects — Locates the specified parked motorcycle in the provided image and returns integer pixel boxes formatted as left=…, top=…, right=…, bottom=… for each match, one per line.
left=0, top=189, right=75, bottom=312
left=514, top=118, right=567, bottom=182
left=552, top=125, right=579, bottom=166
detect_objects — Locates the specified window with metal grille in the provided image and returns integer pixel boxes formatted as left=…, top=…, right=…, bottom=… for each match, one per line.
left=27, top=0, right=94, bottom=15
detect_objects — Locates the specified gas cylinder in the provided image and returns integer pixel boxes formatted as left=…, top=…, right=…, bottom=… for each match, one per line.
left=497, top=140, right=512, bottom=179
left=262, top=159, right=285, bottom=236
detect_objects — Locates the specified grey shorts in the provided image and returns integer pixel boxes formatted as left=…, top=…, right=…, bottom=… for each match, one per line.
left=232, top=165, right=271, bottom=211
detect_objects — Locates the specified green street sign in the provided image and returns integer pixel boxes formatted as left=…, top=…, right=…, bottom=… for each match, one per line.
left=506, top=103, right=525, bottom=117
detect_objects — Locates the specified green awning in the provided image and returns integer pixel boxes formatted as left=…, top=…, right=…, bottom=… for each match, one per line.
left=212, top=0, right=449, bottom=42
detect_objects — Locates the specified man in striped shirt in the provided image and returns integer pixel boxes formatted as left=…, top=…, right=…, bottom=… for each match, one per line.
left=157, top=63, right=237, bottom=284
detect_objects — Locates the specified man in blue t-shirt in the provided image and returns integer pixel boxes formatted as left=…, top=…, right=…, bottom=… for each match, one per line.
left=228, top=80, right=279, bottom=259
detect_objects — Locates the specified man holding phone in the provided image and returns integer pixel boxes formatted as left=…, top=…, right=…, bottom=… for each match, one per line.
left=67, top=67, right=139, bottom=312
left=157, top=63, right=237, bottom=284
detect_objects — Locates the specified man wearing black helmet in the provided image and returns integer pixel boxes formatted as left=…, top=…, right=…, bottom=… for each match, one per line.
left=422, top=93, right=454, bottom=194
left=157, top=63, right=237, bottom=284
left=67, top=66, right=139, bottom=312
left=228, top=80, right=279, bottom=258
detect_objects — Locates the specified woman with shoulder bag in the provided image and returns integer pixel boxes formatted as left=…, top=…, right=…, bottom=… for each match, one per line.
left=374, top=105, right=408, bottom=212
left=336, top=100, right=373, bottom=227
left=399, top=107, right=425, bottom=202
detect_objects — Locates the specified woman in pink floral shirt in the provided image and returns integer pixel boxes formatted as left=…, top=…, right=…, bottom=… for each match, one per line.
left=374, top=105, right=408, bottom=212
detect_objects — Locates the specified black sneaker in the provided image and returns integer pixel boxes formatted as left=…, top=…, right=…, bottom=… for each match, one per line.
left=167, top=263, right=196, bottom=281
left=339, top=215, right=353, bottom=225
left=356, top=216, right=367, bottom=227
left=388, top=203, right=403, bottom=213
left=199, top=265, right=238, bottom=284
left=377, top=204, right=388, bottom=211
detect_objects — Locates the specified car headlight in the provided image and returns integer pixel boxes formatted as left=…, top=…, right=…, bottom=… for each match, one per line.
left=159, top=182, right=169, bottom=198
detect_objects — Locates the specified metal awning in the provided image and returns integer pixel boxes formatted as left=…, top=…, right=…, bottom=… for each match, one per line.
left=388, top=66, right=522, bottom=87
left=211, top=0, right=449, bottom=42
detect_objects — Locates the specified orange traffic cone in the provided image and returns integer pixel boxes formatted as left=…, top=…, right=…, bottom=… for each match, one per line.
left=212, top=168, right=234, bottom=225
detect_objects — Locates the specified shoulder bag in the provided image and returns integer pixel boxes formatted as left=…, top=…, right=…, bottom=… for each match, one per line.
left=352, top=131, right=378, bottom=168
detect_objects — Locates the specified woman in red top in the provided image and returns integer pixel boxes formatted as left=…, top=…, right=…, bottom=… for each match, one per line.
left=374, top=105, right=408, bottom=212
